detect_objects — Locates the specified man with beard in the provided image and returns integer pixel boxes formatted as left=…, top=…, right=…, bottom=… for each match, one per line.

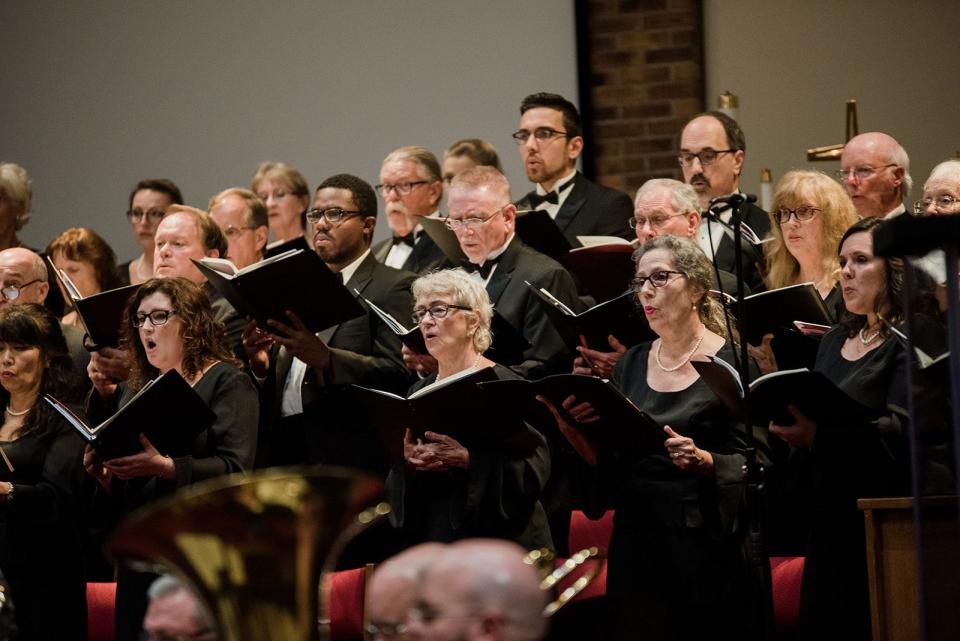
left=513, top=92, right=633, bottom=244
left=372, top=146, right=450, bottom=274
left=679, top=111, right=770, bottom=291
left=244, top=174, right=414, bottom=473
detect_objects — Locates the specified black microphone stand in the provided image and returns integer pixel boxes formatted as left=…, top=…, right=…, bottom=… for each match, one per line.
left=707, top=194, right=775, bottom=641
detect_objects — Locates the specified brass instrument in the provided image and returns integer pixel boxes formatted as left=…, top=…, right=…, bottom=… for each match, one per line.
left=807, top=99, right=859, bottom=161
left=524, top=546, right=605, bottom=616
left=108, top=467, right=387, bottom=641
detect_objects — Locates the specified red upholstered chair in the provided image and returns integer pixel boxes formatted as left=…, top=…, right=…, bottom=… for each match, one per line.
left=86, top=582, right=117, bottom=641
left=769, top=556, right=805, bottom=631
left=327, top=564, right=375, bottom=640
left=562, top=510, right=615, bottom=602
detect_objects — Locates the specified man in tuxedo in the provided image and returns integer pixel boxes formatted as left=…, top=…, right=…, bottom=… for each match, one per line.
left=679, top=111, right=770, bottom=290
left=572, top=178, right=744, bottom=378
left=445, top=166, right=580, bottom=379
left=372, top=146, right=450, bottom=274
left=208, top=187, right=269, bottom=269
left=245, top=173, right=414, bottom=473
left=839, top=132, right=912, bottom=219
left=513, top=92, right=633, bottom=244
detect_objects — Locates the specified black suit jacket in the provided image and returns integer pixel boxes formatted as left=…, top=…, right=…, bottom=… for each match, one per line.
left=486, top=237, right=582, bottom=379
left=516, top=172, right=634, bottom=245
left=703, top=200, right=771, bottom=292
left=372, top=230, right=450, bottom=275
left=262, top=252, right=415, bottom=472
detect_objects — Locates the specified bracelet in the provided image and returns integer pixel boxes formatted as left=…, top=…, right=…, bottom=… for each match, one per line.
left=4, top=483, right=13, bottom=505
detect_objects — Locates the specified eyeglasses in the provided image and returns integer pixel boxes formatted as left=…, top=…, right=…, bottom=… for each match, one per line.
left=444, top=206, right=506, bottom=231
left=629, top=212, right=687, bottom=231
left=138, top=629, right=215, bottom=641
left=511, top=127, right=570, bottom=145
left=127, top=207, right=166, bottom=223
left=375, top=181, right=429, bottom=197
left=913, top=195, right=960, bottom=215
left=633, top=270, right=685, bottom=289
left=365, top=622, right=408, bottom=639
left=834, top=164, right=897, bottom=182
left=411, top=303, right=473, bottom=325
left=132, top=309, right=177, bottom=328
left=677, top=149, right=734, bottom=167
left=0, top=279, right=42, bottom=301
left=773, top=205, right=821, bottom=224
left=257, top=190, right=293, bottom=202
left=222, top=225, right=256, bottom=239
left=305, top=207, right=365, bottom=225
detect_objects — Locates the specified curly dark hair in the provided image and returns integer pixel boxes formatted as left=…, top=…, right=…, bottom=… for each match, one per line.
left=120, top=278, right=239, bottom=390
left=0, top=304, right=81, bottom=438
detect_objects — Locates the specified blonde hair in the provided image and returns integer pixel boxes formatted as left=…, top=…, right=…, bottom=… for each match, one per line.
left=0, top=162, right=32, bottom=230
left=763, top=170, right=858, bottom=290
left=249, top=161, right=310, bottom=197
left=411, top=269, right=494, bottom=353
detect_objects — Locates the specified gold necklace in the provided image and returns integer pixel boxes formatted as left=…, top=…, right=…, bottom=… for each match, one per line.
left=655, top=333, right=705, bottom=372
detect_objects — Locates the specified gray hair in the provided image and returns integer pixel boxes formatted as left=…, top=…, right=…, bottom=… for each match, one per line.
left=411, top=268, right=494, bottom=353
left=146, top=575, right=213, bottom=629
left=382, top=146, right=442, bottom=184
left=635, top=178, right=699, bottom=214
left=0, top=163, right=32, bottom=231
left=924, top=159, right=960, bottom=192
left=889, top=142, right=913, bottom=198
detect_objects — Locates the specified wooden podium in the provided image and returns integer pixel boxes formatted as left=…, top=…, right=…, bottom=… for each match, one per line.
left=859, top=496, right=960, bottom=641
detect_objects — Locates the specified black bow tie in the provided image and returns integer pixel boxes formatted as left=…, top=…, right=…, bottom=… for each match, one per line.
left=461, top=257, right=499, bottom=279
left=528, top=177, right=575, bottom=209
left=391, top=232, right=417, bottom=247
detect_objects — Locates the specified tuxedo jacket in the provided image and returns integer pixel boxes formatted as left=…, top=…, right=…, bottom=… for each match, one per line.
left=372, top=231, right=450, bottom=275
left=704, top=200, right=771, bottom=292
left=487, top=237, right=582, bottom=379
left=262, top=252, right=416, bottom=472
left=516, top=172, right=635, bottom=245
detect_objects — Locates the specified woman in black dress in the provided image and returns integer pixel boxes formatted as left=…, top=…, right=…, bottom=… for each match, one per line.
left=769, top=217, right=937, bottom=640
left=543, top=236, right=752, bottom=641
left=388, top=268, right=552, bottom=550
left=84, top=277, right=258, bottom=640
left=0, top=304, right=86, bottom=641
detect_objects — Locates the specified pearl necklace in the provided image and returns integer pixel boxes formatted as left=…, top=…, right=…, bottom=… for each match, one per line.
left=655, top=333, right=705, bottom=372
left=858, top=325, right=881, bottom=345
left=5, top=404, right=32, bottom=417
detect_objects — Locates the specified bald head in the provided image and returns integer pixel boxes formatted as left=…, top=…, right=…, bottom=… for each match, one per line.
left=410, top=539, right=548, bottom=641
left=840, top=132, right=912, bottom=218
left=0, top=248, right=48, bottom=307
left=367, top=543, right=445, bottom=639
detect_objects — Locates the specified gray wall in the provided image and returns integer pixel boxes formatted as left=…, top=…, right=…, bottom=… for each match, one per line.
left=1, top=1, right=579, bottom=259
left=704, top=0, right=960, bottom=205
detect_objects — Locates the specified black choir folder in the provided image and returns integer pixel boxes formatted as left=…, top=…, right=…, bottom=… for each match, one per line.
left=739, top=283, right=833, bottom=345
left=358, top=292, right=531, bottom=365
left=692, top=356, right=876, bottom=426
left=47, top=257, right=139, bottom=347
left=192, top=249, right=364, bottom=334
left=525, top=284, right=654, bottom=351
left=44, top=370, right=215, bottom=460
left=265, top=235, right=310, bottom=258
left=478, top=374, right=664, bottom=455
left=352, top=367, right=539, bottom=460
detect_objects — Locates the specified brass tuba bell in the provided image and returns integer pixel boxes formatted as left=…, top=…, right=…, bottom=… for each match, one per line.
left=108, top=466, right=388, bottom=641
left=524, top=547, right=606, bottom=617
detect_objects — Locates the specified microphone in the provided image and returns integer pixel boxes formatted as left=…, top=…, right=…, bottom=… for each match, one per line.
left=707, top=193, right=758, bottom=211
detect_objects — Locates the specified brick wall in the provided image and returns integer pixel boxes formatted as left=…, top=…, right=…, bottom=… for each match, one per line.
left=584, top=0, right=704, bottom=195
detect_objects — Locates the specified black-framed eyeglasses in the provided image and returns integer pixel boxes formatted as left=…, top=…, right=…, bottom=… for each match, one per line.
left=132, top=309, right=177, bottom=328
left=773, top=205, right=821, bottom=224
left=633, top=270, right=685, bottom=289
left=222, top=225, right=256, bottom=239
left=913, top=195, right=960, bottom=215
left=305, top=208, right=365, bottom=225
left=364, top=621, right=409, bottom=639
left=375, top=181, right=429, bottom=197
left=834, top=164, right=897, bottom=182
left=411, top=303, right=473, bottom=325
left=511, top=127, right=570, bottom=145
left=126, top=207, right=166, bottom=223
left=138, top=629, right=216, bottom=641
left=629, top=212, right=687, bottom=231
left=677, top=149, right=734, bottom=167
left=0, top=279, right=42, bottom=301
left=444, top=206, right=506, bottom=231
